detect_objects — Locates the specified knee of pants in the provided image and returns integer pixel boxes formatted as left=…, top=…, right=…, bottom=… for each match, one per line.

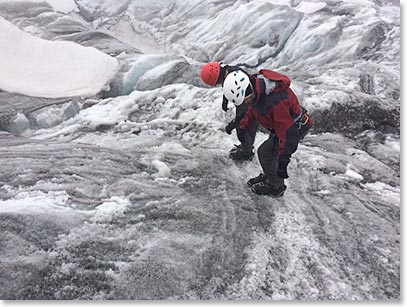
left=257, top=141, right=268, bottom=158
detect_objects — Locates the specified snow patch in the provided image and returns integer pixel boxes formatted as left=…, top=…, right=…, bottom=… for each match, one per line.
left=78, top=94, right=138, bottom=130
left=0, top=0, right=45, bottom=3
left=344, top=169, right=364, bottom=181
left=153, top=142, right=191, bottom=155
left=385, top=136, right=400, bottom=152
left=92, top=196, right=131, bottom=222
left=0, top=17, right=118, bottom=98
left=263, top=0, right=291, bottom=6
left=0, top=190, right=73, bottom=215
left=315, top=190, right=332, bottom=195
left=362, top=182, right=400, bottom=207
left=294, top=1, right=327, bottom=14
left=151, top=160, right=171, bottom=178
left=45, top=0, right=78, bottom=13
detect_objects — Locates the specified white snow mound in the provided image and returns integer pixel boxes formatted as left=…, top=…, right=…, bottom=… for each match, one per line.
left=0, top=17, right=119, bottom=98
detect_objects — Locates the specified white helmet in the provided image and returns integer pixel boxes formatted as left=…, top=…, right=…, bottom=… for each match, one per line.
left=223, top=70, right=251, bottom=106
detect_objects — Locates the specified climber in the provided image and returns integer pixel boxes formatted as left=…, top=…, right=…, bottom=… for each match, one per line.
left=223, top=69, right=313, bottom=197
left=200, top=62, right=259, bottom=161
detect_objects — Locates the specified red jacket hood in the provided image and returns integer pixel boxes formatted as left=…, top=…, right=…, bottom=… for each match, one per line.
left=259, top=69, right=291, bottom=90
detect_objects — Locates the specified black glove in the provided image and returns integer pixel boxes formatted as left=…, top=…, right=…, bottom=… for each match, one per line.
left=225, top=120, right=237, bottom=135
left=277, top=161, right=289, bottom=179
left=222, top=97, right=229, bottom=112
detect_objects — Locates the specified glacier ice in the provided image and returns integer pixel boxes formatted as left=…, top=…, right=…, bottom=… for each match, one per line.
left=8, top=112, right=30, bottom=135
left=0, top=0, right=400, bottom=300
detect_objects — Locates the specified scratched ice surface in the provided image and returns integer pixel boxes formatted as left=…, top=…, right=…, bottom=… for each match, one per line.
left=0, top=0, right=399, bottom=300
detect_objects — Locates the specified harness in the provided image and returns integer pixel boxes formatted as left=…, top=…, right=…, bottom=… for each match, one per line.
left=294, top=107, right=309, bottom=126
left=294, top=107, right=311, bottom=139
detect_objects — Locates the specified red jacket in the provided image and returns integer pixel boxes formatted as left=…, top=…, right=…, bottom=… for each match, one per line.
left=240, top=69, right=312, bottom=163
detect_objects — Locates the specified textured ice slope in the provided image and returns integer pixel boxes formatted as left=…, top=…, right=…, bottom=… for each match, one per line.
left=0, top=0, right=400, bottom=300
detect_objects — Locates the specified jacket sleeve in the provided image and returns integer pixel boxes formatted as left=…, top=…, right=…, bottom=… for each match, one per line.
left=235, top=102, right=249, bottom=123
left=273, top=103, right=301, bottom=164
left=239, top=104, right=256, bottom=131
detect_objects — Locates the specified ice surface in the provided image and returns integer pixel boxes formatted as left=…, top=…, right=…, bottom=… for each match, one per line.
left=0, top=0, right=400, bottom=300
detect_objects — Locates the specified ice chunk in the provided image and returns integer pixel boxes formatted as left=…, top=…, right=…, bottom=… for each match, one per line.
left=135, top=60, right=189, bottom=91
left=122, top=54, right=172, bottom=94
left=8, top=113, right=29, bottom=135
left=344, top=169, right=364, bottom=181
left=36, top=101, right=80, bottom=129
left=151, top=160, right=171, bottom=178
left=92, top=196, right=131, bottom=222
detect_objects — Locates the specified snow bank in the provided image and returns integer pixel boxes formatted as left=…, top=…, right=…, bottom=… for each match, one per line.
left=2, top=0, right=79, bottom=13
left=0, top=189, right=75, bottom=216
left=45, top=0, right=78, bottom=13
left=264, top=0, right=327, bottom=13
left=294, top=1, right=327, bottom=13
left=0, top=17, right=119, bottom=98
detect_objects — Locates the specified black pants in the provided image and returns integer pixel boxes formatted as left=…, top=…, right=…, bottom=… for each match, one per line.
left=257, top=133, right=284, bottom=187
left=236, top=121, right=259, bottom=153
